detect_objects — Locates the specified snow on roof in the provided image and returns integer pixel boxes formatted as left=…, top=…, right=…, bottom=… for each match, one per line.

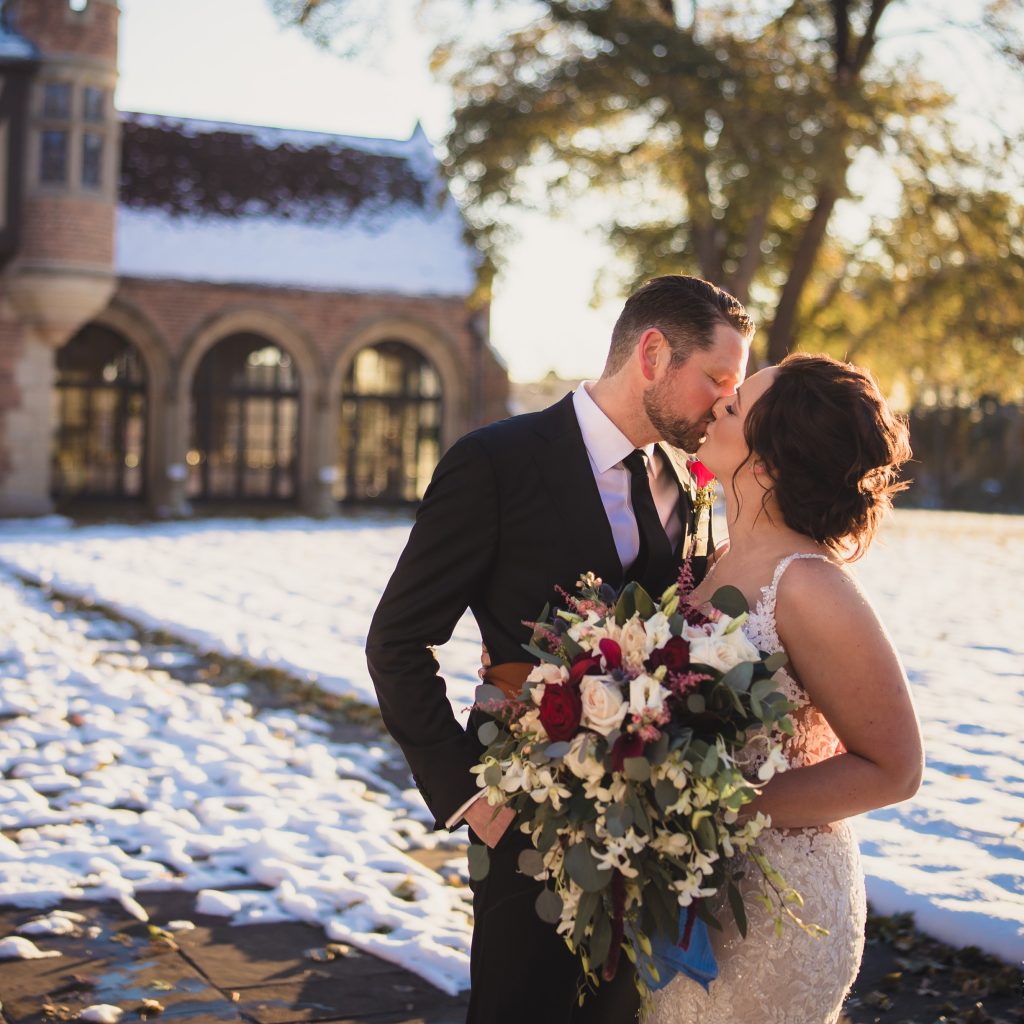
left=116, top=112, right=478, bottom=298
left=0, top=20, right=38, bottom=61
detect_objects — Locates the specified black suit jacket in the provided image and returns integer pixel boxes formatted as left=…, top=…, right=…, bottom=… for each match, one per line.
left=365, top=393, right=704, bottom=828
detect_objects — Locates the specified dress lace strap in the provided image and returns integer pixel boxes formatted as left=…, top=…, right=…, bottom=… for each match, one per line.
left=759, top=553, right=835, bottom=625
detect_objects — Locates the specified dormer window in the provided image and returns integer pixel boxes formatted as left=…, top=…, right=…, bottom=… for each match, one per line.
left=43, top=83, right=72, bottom=120
left=39, top=81, right=72, bottom=185
left=83, top=87, right=105, bottom=123
left=40, top=130, right=68, bottom=184
left=82, top=132, right=103, bottom=188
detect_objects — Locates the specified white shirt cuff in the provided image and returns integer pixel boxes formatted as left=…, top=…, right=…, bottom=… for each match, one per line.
left=445, top=790, right=485, bottom=829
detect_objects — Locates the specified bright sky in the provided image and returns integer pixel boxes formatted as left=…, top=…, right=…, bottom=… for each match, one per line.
left=116, top=0, right=617, bottom=382
left=116, top=0, right=1019, bottom=382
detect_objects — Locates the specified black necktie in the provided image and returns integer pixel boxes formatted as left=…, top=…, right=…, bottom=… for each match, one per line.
left=623, top=449, right=675, bottom=594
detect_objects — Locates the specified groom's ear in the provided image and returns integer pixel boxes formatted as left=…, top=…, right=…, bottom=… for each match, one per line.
left=637, top=328, right=668, bottom=382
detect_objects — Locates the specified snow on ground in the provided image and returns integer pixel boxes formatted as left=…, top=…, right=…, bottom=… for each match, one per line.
left=0, top=509, right=1021, bottom=967
left=0, top=570, right=471, bottom=993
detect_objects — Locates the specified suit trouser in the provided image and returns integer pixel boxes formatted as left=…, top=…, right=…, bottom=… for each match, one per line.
left=466, top=827, right=641, bottom=1024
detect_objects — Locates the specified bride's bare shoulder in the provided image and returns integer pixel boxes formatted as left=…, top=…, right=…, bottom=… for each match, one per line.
left=776, top=555, right=878, bottom=633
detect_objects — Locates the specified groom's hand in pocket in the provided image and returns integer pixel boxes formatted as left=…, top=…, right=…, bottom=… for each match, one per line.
left=465, top=799, right=516, bottom=848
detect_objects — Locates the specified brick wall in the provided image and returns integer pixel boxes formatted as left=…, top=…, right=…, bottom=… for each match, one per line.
left=0, top=313, right=26, bottom=480
left=10, top=0, right=118, bottom=63
left=21, top=196, right=114, bottom=266
left=117, top=279, right=509, bottom=424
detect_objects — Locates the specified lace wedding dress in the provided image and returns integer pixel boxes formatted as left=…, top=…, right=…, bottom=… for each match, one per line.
left=649, top=553, right=867, bottom=1024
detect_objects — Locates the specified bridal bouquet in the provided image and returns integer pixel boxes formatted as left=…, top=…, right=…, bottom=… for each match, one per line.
left=470, top=568, right=796, bottom=998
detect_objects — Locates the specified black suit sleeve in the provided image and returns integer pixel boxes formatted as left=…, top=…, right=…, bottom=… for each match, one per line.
left=365, top=432, right=499, bottom=828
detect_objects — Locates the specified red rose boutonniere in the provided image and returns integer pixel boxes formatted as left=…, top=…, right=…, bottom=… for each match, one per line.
left=687, top=459, right=717, bottom=521
left=688, top=459, right=716, bottom=491
left=684, top=459, right=717, bottom=567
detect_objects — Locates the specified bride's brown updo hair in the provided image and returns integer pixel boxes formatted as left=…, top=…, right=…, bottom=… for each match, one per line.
left=741, top=353, right=911, bottom=559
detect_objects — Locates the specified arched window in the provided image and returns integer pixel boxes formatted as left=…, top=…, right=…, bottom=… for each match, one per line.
left=52, top=324, right=147, bottom=503
left=189, top=334, right=300, bottom=501
left=339, top=341, right=442, bottom=503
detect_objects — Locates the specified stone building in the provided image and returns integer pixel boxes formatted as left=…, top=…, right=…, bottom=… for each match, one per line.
left=0, top=0, right=508, bottom=518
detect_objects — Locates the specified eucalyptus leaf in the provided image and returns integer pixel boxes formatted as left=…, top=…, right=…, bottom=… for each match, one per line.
left=544, top=741, right=571, bottom=760
left=467, top=844, right=490, bottom=881
left=523, top=642, right=565, bottom=666
left=668, top=613, right=687, bottom=636
left=517, top=848, right=547, bottom=878
left=537, top=819, right=559, bottom=852
left=750, top=677, right=778, bottom=702
left=535, top=887, right=563, bottom=924
left=728, top=881, right=748, bottom=939
left=700, top=744, right=719, bottom=776
left=566, top=789, right=599, bottom=824
left=606, top=801, right=634, bottom=837
left=477, top=721, right=500, bottom=746
left=573, top=890, right=600, bottom=947
left=697, top=816, right=717, bottom=852
left=626, top=786, right=652, bottom=835
left=483, top=763, right=502, bottom=787
left=474, top=683, right=507, bottom=706
left=561, top=632, right=584, bottom=661
left=709, top=585, right=749, bottom=618
left=686, top=692, right=706, bottom=714
left=649, top=730, right=670, bottom=766
left=721, top=661, right=754, bottom=694
left=590, top=908, right=612, bottom=970
left=565, top=842, right=612, bottom=893
left=654, top=778, right=679, bottom=811
left=764, top=651, right=789, bottom=673
left=623, top=756, right=651, bottom=783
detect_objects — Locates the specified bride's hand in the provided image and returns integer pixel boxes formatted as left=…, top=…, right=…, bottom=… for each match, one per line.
left=477, top=643, right=492, bottom=681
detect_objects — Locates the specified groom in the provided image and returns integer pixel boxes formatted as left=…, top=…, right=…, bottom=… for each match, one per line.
left=366, top=275, right=753, bottom=1023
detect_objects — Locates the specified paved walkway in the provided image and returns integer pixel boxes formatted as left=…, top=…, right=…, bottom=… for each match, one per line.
left=0, top=886, right=468, bottom=1024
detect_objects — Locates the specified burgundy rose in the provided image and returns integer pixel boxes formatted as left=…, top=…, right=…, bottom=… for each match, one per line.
left=599, top=638, right=623, bottom=670
left=647, top=636, right=691, bottom=673
left=568, top=654, right=603, bottom=686
left=611, top=730, right=644, bottom=772
left=538, top=683, right=583, bottom=741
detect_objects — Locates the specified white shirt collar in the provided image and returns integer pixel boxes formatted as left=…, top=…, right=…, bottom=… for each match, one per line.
left=573, top=381, right=656, bottom=474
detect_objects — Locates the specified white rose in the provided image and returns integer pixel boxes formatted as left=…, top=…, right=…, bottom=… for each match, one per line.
left=579, top=677, right=628, bottom=736
left=617, top=618, right=650, bottom=671
left=688, top=628, right=760, bottom=673
left=563, top=732, right=606, bottom=782
left=628, top=674, right=669, bottom=717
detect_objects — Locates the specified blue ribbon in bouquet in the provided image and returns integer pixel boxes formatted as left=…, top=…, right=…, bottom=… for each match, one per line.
left=642, top=902, right=718, bottom=993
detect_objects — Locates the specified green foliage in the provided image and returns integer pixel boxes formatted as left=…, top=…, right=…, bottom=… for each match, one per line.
left=272, top=0, right=1024, bottom=395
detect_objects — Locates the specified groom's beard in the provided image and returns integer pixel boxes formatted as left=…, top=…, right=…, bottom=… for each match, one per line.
left=643, top=379, right=711, bottom=453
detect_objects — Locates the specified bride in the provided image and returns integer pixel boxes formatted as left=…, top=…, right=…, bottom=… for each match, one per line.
left=649, top=353, right=923, bottom=1024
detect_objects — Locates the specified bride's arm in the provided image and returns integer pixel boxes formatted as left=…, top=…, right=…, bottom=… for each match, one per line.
left=745, top=558, right=923, bottom=829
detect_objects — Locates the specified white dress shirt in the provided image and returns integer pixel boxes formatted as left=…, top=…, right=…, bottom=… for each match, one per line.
left=446, top=383, right=684, bottom=828
left=572, top=381, right=684, bottom=565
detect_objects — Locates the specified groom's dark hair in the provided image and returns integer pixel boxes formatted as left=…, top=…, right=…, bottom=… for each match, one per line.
left=604, top=275, right=754, bottom=375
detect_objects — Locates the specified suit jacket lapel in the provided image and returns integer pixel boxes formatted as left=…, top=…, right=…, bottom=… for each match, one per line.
left=533, top=393, right=624, bottom=588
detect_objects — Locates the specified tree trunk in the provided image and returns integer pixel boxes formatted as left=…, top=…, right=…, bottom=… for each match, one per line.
left=766, top=182, right=839, bottom=363
left=728, top=200, right=770, bottom=305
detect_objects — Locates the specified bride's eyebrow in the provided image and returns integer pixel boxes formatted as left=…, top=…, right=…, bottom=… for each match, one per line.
left=735, top=387, right=743, bottom=409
